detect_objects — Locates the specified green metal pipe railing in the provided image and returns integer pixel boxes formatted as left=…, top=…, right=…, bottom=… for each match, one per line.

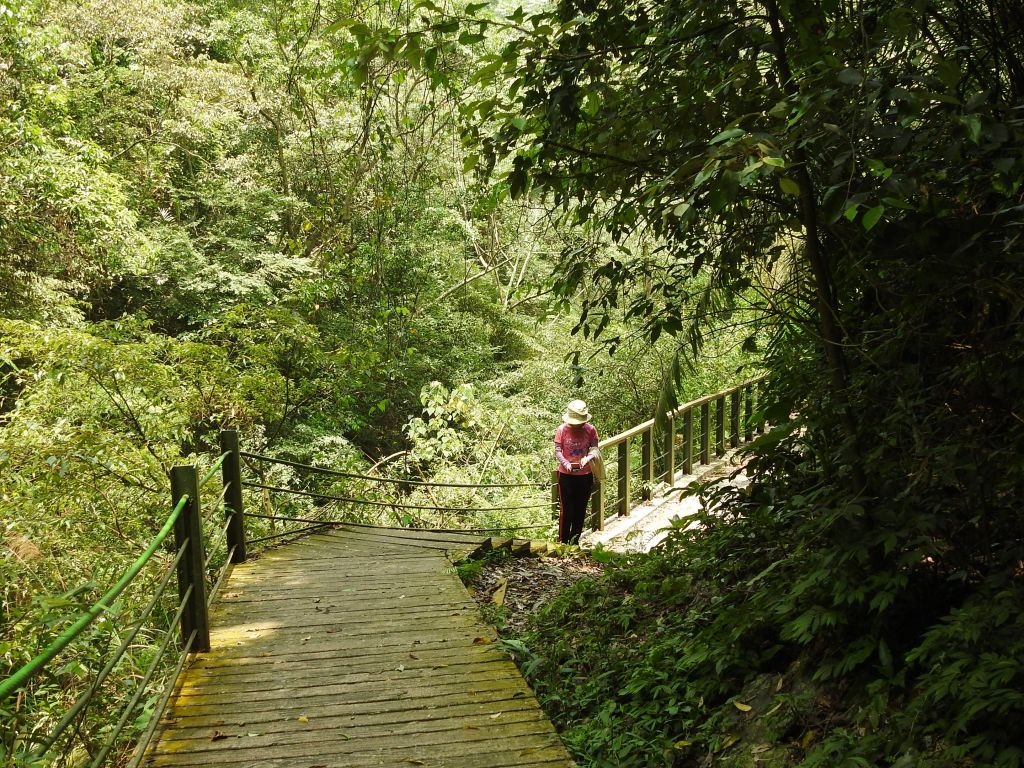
left=32, top=537, right=191, bottom=756
left=85, top=587, right=196, bottom=768
left=198, top=451, right=231, bottom=490
left=0, top=495, right=189, bottom=703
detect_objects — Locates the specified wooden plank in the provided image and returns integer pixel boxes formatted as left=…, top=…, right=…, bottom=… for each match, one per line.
left=162, top=674, right=534, bottom=719
left=322, top=525, right=493, bottom=546
left=151, top=719, right=561, bottom=766
left=146, top=526, right=571, bottom=767
left=165, top=682, right=533, bottom=727
left=187, top=634, right=506, bottom=669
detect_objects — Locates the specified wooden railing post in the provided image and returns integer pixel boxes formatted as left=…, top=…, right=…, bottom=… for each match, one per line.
left=715, top=396, right=726, bottom=457
left=663, top=415, right=675, bottom=484
left=641, top=428, right=653, bottom=500
left=590, top=478, right=605, bottom=531
left=170, top=466, right=210, bottom=653
left=756, top=378, right=766, bottom=434
left=683, top=409, right=694, bottom=474
left=618, top=441, right=630, bottom=517
left=219, top=430, right=246, bottom=564
left=730, top=389, right=741, bottom=448
left=744, top=384, right=754, bottom=442
left=700, top=402, right=711, bottom=465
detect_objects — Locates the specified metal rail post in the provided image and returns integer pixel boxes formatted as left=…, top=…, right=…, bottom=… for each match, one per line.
left=220, top=430, right=246, bottom=563
left=171, top=465, right=210, bottom=653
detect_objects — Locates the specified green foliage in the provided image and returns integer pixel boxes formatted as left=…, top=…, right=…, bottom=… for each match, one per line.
left=365, top=0, right=1024, bottom=765
left=1, top=0, right=757, bottom=762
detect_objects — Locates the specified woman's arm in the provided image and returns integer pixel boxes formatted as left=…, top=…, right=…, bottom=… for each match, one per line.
left=554, top=427, right=574, bottom=472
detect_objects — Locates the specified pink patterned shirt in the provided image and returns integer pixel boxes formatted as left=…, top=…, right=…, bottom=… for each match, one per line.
left=554, top=422, right=599, bottom=475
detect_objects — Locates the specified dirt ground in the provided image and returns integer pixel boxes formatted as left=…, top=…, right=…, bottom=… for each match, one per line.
left=463, top=550, right=605, bottom=634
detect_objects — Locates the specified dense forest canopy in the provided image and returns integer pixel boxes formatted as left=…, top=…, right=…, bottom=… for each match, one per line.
left=425, top=0, right=1023, bottom=765
left=1, top=0, right=749, bottom=762
left=3, top=0, right=1024, bottom=765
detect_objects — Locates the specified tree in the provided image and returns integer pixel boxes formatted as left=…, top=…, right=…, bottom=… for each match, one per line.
left=365, top=0, right=1024, bottom=763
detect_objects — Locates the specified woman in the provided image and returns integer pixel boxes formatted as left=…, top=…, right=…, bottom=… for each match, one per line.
left=554, top=399, right=600, bottom=544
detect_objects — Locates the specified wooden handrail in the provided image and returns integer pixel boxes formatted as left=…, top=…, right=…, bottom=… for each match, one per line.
left=588, top=375, right=767, bottom=533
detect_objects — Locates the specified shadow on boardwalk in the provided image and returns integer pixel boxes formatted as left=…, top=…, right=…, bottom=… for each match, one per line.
left=147, top=526, right=574, bottom=768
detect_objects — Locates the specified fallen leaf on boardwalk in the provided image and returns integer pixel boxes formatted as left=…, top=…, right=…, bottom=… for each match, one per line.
left=409, top=653, right=419, bottom=660
left=300, top=636, right=312, bottom=644
left=511, top=691, right=526, bottom=698
left=491, top=578, right=508, bottom=606
left=260, top=652, right=271, bottom=657
left=432, top=664, right=449, bottom=669
left=396, top=664, right=405, bottom=672
left=405, top=760, right=426, bottom=766
left=463, top=725, right=478, bottom=730
left=489, top=712, right=502, bottom=719
left=297, top=716, right=309, bottom=723
left=210, top=731, right=229, bottom=741
left=473, top=636, right=492, bottom=645
left=733, top=701, right=752, bottom=712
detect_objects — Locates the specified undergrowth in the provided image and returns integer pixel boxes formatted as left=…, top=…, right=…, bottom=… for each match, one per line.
left=505, top=460, right=1024, bottom=768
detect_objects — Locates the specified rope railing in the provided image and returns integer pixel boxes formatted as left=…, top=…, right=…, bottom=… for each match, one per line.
left=85, top=587, right=196, bottom=768
left=125, top=627, right=197, bottom=768
left=240, top=451, right=544, bottom=489
left=238, top=438, right=557, bottom=550
left=241, top=481, right=550, bottom=513
left=242, top=511, right=550, bottom=533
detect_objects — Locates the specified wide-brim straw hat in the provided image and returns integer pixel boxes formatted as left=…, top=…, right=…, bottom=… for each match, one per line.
left=562, top=399, right=591, bottom=425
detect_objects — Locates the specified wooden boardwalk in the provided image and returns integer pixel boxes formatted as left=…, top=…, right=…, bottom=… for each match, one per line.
left=146, top=525, right=573, bottom=768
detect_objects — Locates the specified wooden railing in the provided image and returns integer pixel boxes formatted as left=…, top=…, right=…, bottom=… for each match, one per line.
left=587, top=376, right=767, bottom=531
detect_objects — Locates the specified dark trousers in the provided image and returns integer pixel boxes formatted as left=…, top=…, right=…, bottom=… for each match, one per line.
left=558, top=472, right=594, bottom=544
